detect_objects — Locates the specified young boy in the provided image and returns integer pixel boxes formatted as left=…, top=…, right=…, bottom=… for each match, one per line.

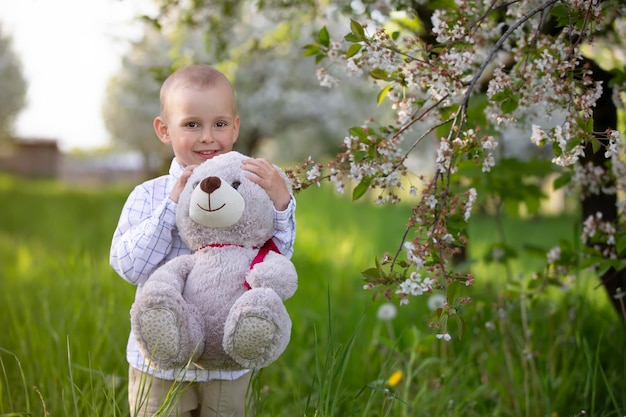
left=110, top=64, right=296, bottom=417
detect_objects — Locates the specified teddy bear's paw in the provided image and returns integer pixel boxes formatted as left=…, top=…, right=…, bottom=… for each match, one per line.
left=139, top=307, right=180, bottom=362
left=231, top=315, right=276, bottom=361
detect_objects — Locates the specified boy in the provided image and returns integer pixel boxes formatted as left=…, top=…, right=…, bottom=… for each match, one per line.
left=110, top=64, right=296, bottom=417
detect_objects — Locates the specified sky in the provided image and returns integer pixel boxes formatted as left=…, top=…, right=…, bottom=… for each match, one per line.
left=0, top=0, right=155, bottom=151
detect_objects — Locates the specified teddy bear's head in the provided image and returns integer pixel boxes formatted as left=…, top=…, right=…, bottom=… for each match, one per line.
left=176, top=151, right=282, bottom=250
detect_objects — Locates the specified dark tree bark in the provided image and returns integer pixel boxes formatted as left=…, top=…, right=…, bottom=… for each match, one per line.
left=580, top=60, right=626, bottom=318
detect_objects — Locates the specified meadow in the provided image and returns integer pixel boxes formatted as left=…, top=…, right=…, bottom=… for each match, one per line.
left=1, top=173, right=625, bottom=417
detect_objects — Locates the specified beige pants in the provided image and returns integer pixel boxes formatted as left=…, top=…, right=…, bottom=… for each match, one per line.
left=128, top=367, right=253, bottom=417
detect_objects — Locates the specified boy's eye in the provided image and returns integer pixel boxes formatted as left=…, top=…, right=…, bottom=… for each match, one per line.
left=215, top=121, right=227, bottom=128
left=187, top=122, right=199, bottom=128
left=232, top=181, right=241, bottom=190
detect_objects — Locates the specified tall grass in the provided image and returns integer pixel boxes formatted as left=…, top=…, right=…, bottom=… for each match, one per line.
left=1, top=173, right=625, bottom=416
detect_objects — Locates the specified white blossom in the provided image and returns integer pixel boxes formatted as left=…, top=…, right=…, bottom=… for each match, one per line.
left=436, top=332, right=452, bottom=341
left=547, top=246, right=561, bottom=264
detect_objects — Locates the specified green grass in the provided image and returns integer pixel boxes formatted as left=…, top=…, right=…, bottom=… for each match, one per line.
left=0, top=173, right=625, bottom=416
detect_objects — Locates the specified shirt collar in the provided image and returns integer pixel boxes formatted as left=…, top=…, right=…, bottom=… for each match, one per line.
left=169, top=158, right=185, bottom=180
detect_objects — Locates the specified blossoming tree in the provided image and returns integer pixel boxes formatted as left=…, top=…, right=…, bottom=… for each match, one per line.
left=293, top=0, right=626, bottom=337
left=0, top=23, right=27, bottom=142
left=150, top=0, right=626, bottom=338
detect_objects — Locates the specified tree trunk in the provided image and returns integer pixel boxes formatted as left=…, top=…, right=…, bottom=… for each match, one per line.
left=580, top=61, right=626, bottom=318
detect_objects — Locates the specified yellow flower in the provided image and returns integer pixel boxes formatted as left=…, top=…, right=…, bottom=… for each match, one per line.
left=387, top=370, right=403, bottom=387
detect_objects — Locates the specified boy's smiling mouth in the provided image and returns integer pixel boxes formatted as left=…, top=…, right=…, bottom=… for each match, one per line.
left=196, top=150, right=219, bottom=158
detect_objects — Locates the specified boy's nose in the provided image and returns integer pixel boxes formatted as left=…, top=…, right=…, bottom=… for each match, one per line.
left=200, top=129, right=214, bottom=143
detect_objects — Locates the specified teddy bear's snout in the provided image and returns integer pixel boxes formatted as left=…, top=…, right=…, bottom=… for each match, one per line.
left=200, top=177, right=221, bottom=194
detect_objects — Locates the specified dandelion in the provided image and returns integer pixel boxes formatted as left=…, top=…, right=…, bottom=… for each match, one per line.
left=387, top=370, right=403, bottom=387
left=427, top=294, right=446, bottom=311
left=491, top=247, right=505, bottom=260
left=377, top=303, right=398, bottom=321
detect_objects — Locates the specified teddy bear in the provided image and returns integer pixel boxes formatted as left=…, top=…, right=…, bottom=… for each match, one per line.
left=130, top=151, right=298, bottom=371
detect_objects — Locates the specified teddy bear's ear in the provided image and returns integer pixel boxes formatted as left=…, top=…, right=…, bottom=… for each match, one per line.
left=189, top=176, right=245, bottom=228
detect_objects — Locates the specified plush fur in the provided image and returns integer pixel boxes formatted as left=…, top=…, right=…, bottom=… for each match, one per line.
left=130, top=151, right=298, bottom=370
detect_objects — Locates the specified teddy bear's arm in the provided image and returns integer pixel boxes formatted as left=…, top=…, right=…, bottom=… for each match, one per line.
left=142, top=254, right=196, bottom=294
left=245, top=252, right=297, bottom=300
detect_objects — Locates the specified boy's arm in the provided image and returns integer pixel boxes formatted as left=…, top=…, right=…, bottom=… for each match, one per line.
left=109, top=185, right=179, bottom=286
left=272, top=196, right=296, bottom=259
left=242, top=158, right=296, bottom=258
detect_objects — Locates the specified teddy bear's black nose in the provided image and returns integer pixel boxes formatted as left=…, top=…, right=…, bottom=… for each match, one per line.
left=200, top=177, right=221, bottom=194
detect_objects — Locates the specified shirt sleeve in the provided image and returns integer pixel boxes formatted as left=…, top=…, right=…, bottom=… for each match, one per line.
left=109, top=184, right=179, bottom=286
left=272, top=195, right=296, bottom=259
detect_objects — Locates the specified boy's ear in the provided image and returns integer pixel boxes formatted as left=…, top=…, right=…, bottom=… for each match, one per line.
left=154, top=116, right=171, bottom=144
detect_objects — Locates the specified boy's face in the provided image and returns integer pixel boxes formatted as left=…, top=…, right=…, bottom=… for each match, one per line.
left=154, top=82, right=240, bottom=167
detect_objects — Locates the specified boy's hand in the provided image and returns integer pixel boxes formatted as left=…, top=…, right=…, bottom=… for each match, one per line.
left=242, top=158, right=291, bottom=211
left=169, top=164, right=198, bottom=203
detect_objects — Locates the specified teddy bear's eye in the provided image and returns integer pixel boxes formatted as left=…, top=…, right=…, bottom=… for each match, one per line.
left=232, top=181, right=241, bottom=190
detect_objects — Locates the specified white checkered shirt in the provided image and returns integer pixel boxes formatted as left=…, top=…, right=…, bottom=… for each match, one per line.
left=110, top=158, right=296, bottom=381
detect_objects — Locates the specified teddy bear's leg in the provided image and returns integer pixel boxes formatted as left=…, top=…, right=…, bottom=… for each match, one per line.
left=130, top=281, right=205, bottom=370
left=223, top=288, right=292, bottom=369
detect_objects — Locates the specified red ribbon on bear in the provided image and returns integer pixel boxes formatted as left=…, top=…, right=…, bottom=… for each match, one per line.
left=244, top=239, right=281, bottom=290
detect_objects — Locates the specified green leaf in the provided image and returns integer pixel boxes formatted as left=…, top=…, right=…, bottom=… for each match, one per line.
left=523, top=243, right=551, bottom=258
left=377, top=84, right=392, bottom=106
left=348, top=126, right=368, bottom=141
left=370, top=68, right=390, bottom=80
left=553, top=173, right=571, bottom=190
left=490, top=91, right=508, bottom=102
left=346, top=43, right=362, bottom=59
left=501, top=96, right=519, bottom=114
left=616, top=234, right=626, bottom=256
left=353, top=177, right=373, bottom=200
left=527, top=277, right=542, bottom=291
left=483, top=243, right=518, bottom=263
left=354, top=150, right=368, bottom=163
left=455, top=315, right=466, bottom=339
left=350, top=19, right=366, bottom=41
left=374, top=256, right=383, bottom=271
left=550, top=4, right=570, bottom=28
left=523, top=193, right=542, bottom=215
left=318, top=26, right=330, bottom=48
left=466, top=94, right=489, bottom=126
left=447, top=281, right=460, bottom=305
left=580, top=255, right=603, bottom=270
left=590, top=137, right=602, bottom=154
left=345, top=33, right=361, bottom=43
left=445, top=213, right=466, bottom=237
left=362, top=267, right=381, bottom=281
left=302, top=44, right=320, bottom=57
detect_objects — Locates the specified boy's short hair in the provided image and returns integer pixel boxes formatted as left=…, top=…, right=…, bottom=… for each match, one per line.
left=159, top=64, right=236, bottom=116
